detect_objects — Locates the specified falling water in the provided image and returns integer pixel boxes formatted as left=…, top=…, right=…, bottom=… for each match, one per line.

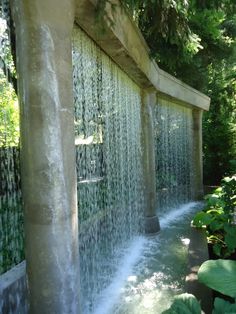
left=0, top=0, right=23, bottom=275
left=73, top=26, right=144, bottom=313
left=154, top=99, right=194, bottom=214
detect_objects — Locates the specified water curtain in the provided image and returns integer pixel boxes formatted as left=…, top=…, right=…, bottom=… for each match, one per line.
left=154, top=99, right=194, bottom=214
left=73, top=26, right=144, bottom=312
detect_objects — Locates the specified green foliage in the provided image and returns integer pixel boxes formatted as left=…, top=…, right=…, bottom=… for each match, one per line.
left=115, top=0, right=236, bottom=184
left=198, top=259, right=236, bottom=299
left=0, top=10, right=15, bottom=72
left=0, top=3, right=17, bottom=92
left=0, top=7, right=22, bottom=274
left=162, top=293, right=236, bottom=314
left=162, top=293, right=201, bottom=314
left=221, top=176, right=236, bottom=211
left=212, top=298, right=236, bottom=314
left=0, top=69, right=19, bottom=146
left=120, top=0, right=203, bottom=71
left=192, top=175, right=236, bottom=257
left=229, top=160, right=236, bottom=174
left=203, top=61, right=236, bottom=184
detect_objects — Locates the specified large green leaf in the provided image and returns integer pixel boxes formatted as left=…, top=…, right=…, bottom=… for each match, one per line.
left=162, top=293, right=201, bottom=314
left=192, top=211, right=212, bottom=227
left=225, top=226, right=236, bottom=251
left=213, top=298, right=236, bottom=314
left=198, top=260, right=236, bottom=298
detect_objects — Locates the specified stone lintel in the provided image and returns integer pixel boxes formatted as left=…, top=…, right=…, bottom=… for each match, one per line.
left=75, top=0, right=210, bottom=111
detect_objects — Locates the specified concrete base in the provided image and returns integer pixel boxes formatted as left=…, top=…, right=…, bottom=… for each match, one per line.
left=144, top=216, right=160, bottom=234
left=185, top=227, right=212, bottom=314
left=0, top=262, right=28, bottom=314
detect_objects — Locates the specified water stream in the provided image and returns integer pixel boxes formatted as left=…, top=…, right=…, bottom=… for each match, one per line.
left=94, top=202, right=201, bottom=314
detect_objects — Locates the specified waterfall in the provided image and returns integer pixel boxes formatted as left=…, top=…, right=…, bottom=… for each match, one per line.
left=154, top=99, right=194, bottom=214
left=73, top=26, right=144, bottom=313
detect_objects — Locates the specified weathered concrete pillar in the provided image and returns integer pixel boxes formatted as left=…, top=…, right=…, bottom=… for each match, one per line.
left=192, top=109, right=204, bottom=200
left=11, top=1, right=80, bottom=313
left=141, top=90, right=160, bottom=234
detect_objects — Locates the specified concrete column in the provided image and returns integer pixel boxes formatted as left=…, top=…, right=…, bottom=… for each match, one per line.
left=11, top=1, right=80, bottom=313
left=192, top=109, right=204, bottom=200
left=141, top=90, right=160, bottom=234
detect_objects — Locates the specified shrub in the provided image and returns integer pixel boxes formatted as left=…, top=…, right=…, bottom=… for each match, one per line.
left=192, top=175, right=236, bottom=257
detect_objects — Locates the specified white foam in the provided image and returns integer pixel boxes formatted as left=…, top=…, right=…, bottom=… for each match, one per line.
left=159, top=201, right=199, bottom=228
left=93, top=236, right=148, bottom=314
left=93, top=201, right=200, bottom=314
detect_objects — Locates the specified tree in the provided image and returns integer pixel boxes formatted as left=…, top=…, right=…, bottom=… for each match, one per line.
left=0, top=2, right=18, bottom=147
left=119, top=0, right=236, bottom=184
left=0, top=68, right=19, bottom=147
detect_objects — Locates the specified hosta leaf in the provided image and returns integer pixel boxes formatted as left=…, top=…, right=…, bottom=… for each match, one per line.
left=224, top=225, right=236, bottom=251
left=207, top=195, right=224, bottom=207
left=214, top=187, right=223, bottom=193
left=213, top=297, right=236, bottom=314
left=225, top=231, right=236, bottom=251
left=198, top=260, right=236, bottom=298
left=207, top=208, right=224, bottom=215
left=162, top=293, right=201, bottom=314
left=192, top=211, right=212, bottom=227
left=210, top=220, right=224, bottom=232
left=213, top=243, right=222, bottom=257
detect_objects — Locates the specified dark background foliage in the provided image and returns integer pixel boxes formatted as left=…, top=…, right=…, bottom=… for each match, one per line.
left=118, top=0, right=236, bottom=185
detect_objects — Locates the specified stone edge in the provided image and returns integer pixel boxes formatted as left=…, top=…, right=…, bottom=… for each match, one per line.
left=0, top=261, right=28, bottom=313
left=185, top=227, right=212, bottom=314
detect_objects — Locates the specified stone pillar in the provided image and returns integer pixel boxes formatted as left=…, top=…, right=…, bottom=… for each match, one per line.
left=141, top=90, right=160, bottom=234
left=192, top=109, right=204, bottom=200
left=11, top=1, right=80, bottom=313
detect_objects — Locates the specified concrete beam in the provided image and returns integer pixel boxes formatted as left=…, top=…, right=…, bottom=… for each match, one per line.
left=11, top=1, right=80, bottom=313
left=141, top=90, right=160, bottom=234
left=74, top=0, right=210, bottom=111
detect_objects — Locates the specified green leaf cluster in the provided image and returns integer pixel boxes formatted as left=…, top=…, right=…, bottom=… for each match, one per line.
left=163, top=259, right=236, bottom=314
left=162, top=293, right=201, bottom=314
left=192, top=175, right=236, bottom=257
left=0, top=69, right=19, bottom=147
left=198, top=259, right=236, bottom=298
left=162, top=292, right=236, bottom=314
left=213, top=298, right=236, bottom=314
left=119, top=0, right=236, bottom=184
left=198, top=259, right=236, bottom=314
